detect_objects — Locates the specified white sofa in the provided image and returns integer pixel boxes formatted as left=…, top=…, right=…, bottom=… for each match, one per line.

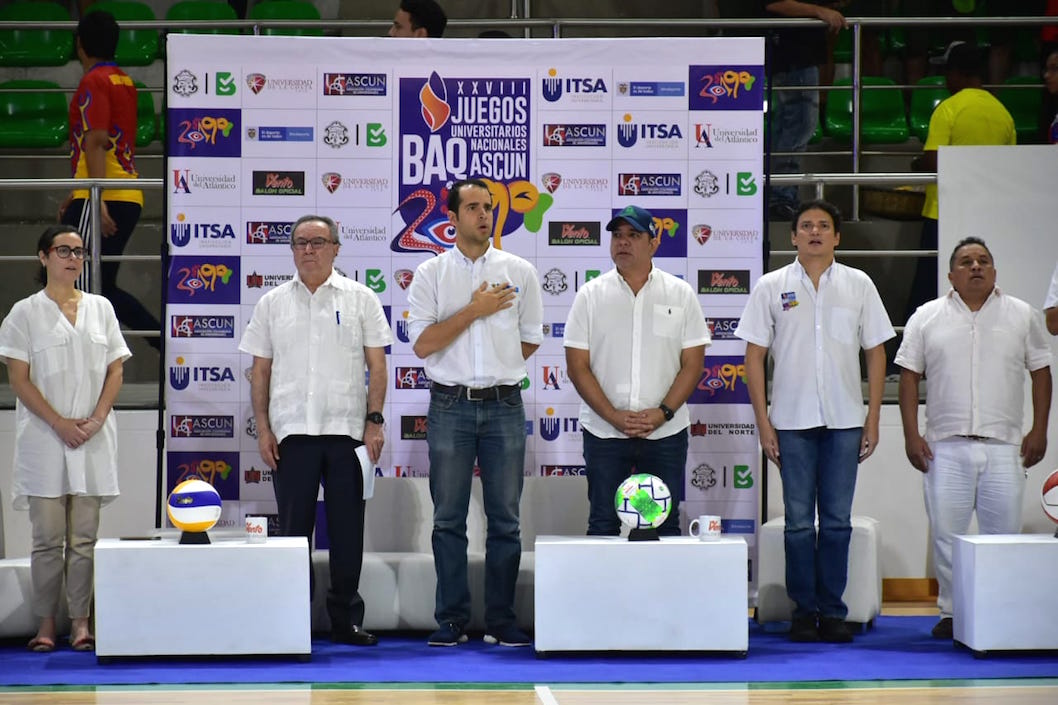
left=0, top=476, right=590, bottom=638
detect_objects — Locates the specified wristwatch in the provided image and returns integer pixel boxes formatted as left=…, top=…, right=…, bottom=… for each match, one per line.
left=658, top=404, right=675, bottom=422
left=365, top=412, right=385, bottom=425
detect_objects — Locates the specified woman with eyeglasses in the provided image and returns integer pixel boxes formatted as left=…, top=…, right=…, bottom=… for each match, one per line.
left=0, top=225, right=130, bottom=653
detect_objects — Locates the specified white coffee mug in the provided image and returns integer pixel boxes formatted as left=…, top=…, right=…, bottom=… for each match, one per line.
left=245, top=516, right=268, bottom=544
left=688, top=514, right=722, bottom=541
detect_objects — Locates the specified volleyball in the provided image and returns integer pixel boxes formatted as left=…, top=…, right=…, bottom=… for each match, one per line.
left=167, top=479, right=223, bottom=532
left=1041, top=469, right=1058, bottom=524
left=614, top=473, right=672, bottom=530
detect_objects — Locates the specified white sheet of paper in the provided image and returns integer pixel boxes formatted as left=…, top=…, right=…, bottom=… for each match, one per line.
left=356, top=444, right=374, bottom=500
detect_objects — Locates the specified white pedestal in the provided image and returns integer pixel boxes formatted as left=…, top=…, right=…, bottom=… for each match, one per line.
left=534, top=535, right=748, bottom=653
left=953, top=534, right=1058, bottom=652
left=95, top=536, right=311, bottom=657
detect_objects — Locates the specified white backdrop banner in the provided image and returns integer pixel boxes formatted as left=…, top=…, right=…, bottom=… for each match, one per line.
left=164, top=34, right=765, bottom=574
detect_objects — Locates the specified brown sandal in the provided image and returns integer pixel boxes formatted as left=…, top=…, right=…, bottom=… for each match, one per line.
left=71, top=635, right=95, bottom=652
left=27, top=636, right=56, bottom=652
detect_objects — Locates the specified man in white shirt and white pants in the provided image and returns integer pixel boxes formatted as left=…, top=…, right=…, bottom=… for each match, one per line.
left=736, top=199, right=894, bottom=644
left=240, top=214, right=393, bottom=647
left=407, top=178, right=544, bottom=648
left=896, top=236, right=1051, bottom=640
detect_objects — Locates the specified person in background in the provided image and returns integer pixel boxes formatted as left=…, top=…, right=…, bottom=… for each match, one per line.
left=1039, top=42, right=1058, bottom=144
left=737, top=200, right=893, bottom=644
left=59, top=10, right=161, bottom=352
left=389, top=0, right=447, bottom=38
left=896, top=237, right=1051, bottom=640
left=0, top=225, right=130, bottom=653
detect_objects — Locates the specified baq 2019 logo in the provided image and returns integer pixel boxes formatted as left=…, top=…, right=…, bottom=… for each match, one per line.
left=688, top=65, right=764, bottom=111
left=167, top=256, right=240, bottom=304
left=688, top=356, right=750, bottom=404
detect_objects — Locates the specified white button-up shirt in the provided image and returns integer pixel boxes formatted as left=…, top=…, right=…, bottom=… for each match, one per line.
left=735, top=260, right=895, bottom=430
left=239, top=269, right=393, bottom=444
left=895, top=287, right=1052, bottom=445
left=407, top=244, right=543, bottom=387
left=0, top=291, right=131, bottom=509
left=1044, top=262, right=1058, bottom=309
left=564, top=266, right=711, bottom=439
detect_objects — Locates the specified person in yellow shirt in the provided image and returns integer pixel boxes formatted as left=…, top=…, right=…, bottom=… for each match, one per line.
left=899, top=41, right=1014, bottom=364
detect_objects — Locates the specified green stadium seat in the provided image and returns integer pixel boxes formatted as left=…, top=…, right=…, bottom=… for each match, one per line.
left=997, top=75, right=1043, bottom=144
left=824, top=76, right=909, bottom=144
left=86, top=1, right=159, bottom=66
left=165, top=1, right=239, bottom=35
left=133, top=81, right=155, bottom=147
left=249, top=0, right=323, bottom=37
left=0, top=79, right=69, bottom=148
left=0, top=2, right=74, bottom=67
left=908, top=75, right=950, bottom=143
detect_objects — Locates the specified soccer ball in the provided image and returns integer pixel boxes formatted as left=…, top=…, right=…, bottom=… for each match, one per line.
left=1042, top=469, right=1058, bottom=524
left=614, top=473, right=672, bottom=530
left=167, top=479, right=222, bottom=532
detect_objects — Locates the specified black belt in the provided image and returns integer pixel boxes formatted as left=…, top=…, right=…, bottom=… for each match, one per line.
left=431, top=383, right=521, bottom=401
left=957, top=434, right=990, bottom=442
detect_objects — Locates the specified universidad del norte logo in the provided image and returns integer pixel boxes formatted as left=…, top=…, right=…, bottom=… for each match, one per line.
left=393, top=71, right=552, bottom=256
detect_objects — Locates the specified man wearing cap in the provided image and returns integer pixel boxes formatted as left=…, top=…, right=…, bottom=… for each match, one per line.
left=903, top=42, right=1015, bottom=343
left=564, top=205, right=710, bottom=537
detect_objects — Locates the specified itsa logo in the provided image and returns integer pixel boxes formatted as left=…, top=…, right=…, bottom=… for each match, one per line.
left=322, top=72, right=387, bottom=97
left=617, top=173, right=681, bottom=197
left=169, top=356, right=236, bottom=391
left=171, top=414, right=235, bottom=439
left=170, top=315, right=235, bottom=339
left=170, top=214, right=236, bottom=248
left=616, top=114, right=683, bottom=149
left=541, top=68, right=608, bottom=102
left=395, top=366, right=432, bottom=390
left=246, top=221, right=294, bottom=245
left=689, top=65, right=764, bottom=111
left=395, top=311, right=411, bottom=343
left=542, top=124, right=606, bottom=148
left=539, top=408, right=579, bottom=442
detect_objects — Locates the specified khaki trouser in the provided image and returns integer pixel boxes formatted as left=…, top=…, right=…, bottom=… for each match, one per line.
left=28, top=495, right=101, bottom=619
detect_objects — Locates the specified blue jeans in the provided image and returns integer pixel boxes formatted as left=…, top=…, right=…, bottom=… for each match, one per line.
left=583, top=429, right=688, bottom=537
left=776, top=427, right=860, bottom=620
left=427, top=387, right=526, bottom=630
left=769, top=66, right=819, bottom=209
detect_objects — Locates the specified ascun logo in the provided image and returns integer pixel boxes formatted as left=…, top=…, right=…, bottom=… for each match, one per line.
left=706, top=317, right=741, bottom=341
left=617, top=173, right=681, bottom=197
left=246, top=221, right=294, bottom=245
left=171, top=414, right=235, bottom=439
left=541, top=465, right=587, bottom=476
left=323, top=73, right=387, bottom=97
left=170, top=315, right=235, bottom=339
left=541, top=69, right=607, bottom=103
left=616, top=115, right=683, bottom=149
left=395, top=366, right=432, bottom=390
left=170, top=217, right=236, bottom=248
left=539, top=410, right=579, bottom=441
left=542, top=124, right=606, bottom=148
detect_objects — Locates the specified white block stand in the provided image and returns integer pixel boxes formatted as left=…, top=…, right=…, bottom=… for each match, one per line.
left=953, top=534, right=1058, bottom=654
left=94, top=536, right=311, bottom=659
left=534, top=535, right=748, bottom=654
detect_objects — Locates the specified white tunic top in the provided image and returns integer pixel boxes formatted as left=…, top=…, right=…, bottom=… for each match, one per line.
left=564, top=266, right=712, bottom=439
left=895, top=287, right=1052, bottom=445
left=239, top=269, right=393, bottom=444
left=0, top=291, right=131, bottom=510
left=1043, top=261, right=1058, bottom=309
left=407, top=244, right=544, bottom=387
left=735, top=260, right=895, bottom=430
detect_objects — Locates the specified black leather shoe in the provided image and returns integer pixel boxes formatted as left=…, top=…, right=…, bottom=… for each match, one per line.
left=931, top=617, right=953, bottom=640
left=789, top=615, right=820, bottom=642
left=819, top=617, right=854, bottom=643
left=332, top=625, right=378, bottom=646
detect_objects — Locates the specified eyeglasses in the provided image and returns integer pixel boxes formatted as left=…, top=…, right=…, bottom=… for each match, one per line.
left=291, top=238, right=336, bottom=252
left=797, top=221, right=833, bottom=232
left=48, top=245, right=89, bottom=260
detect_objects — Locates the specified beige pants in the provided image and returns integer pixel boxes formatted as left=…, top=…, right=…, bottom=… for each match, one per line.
left=28, top=495, right=102, bottom=619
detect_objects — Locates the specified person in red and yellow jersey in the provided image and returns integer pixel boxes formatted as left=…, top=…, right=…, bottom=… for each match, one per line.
left=59, top=10, right=160, bottom=351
